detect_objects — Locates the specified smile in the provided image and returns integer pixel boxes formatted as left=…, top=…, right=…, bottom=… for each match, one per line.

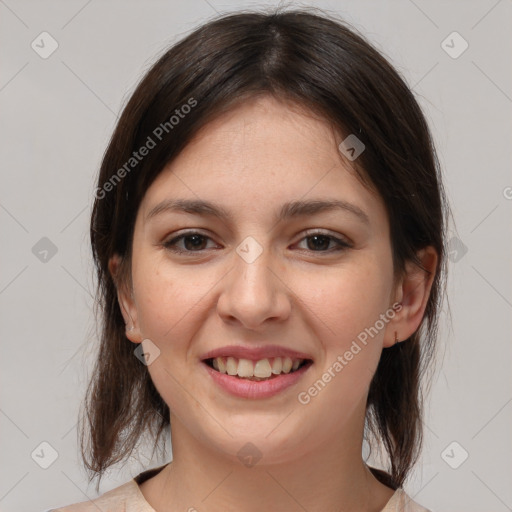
left=204, top=356, right=310, bottom=381
left=201, top=356, right=313, bottom=399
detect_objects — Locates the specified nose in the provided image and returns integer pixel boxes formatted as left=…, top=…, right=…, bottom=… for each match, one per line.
left=216, top=243, right=291, bottom=330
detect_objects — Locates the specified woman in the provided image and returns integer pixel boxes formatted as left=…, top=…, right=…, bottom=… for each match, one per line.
left=52, top=7, right=448, bottom=512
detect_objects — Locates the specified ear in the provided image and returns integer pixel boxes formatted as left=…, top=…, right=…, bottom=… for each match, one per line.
left=108, top=254, right=143, bottom=343
left=383, top=246, right=438, bottom=348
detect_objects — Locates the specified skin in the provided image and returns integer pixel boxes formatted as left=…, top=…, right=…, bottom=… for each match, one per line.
left=110, top=95, right=437, bottom=512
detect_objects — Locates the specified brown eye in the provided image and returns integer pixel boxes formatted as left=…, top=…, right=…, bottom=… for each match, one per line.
left=306, top=234, right=332, bottom=251
left=296, top=231, right=352, bottom=253
left=164, top=232, right=217, bottom=253
left=163, top=230, right=351, bottom=256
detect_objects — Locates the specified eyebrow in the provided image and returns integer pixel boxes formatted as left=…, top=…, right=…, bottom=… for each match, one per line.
left=145, top=198, right=370, bottom=226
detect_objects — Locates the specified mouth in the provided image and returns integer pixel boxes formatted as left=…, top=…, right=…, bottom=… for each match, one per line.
left=202, top=356, right=313, bottom=381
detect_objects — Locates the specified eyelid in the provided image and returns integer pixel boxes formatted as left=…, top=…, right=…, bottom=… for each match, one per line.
left=163, top=229, right=219, bottom=252
left=301, top=228, right=352, bottom=246
left=163, top=228, right=352, bottom=255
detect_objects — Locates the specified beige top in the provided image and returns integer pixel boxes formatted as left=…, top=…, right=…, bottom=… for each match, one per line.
left=48, top=464, right=431, bottom=512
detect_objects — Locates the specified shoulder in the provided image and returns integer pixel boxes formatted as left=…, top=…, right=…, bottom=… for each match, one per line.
left=48, top=478, right=154, bottom=512
left=382, top=488, right=432, bottom=512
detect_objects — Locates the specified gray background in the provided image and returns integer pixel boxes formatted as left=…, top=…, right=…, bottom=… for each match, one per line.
left=1, top=1, right=511, bottom=511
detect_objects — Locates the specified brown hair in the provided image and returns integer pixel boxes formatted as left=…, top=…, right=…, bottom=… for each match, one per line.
left=81, top=6, right=449, bottom=491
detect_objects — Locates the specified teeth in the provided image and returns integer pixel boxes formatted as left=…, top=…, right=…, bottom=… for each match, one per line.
left=217, top=356, right=227, bottom=374
left=282, top=357, right=293, bottom=373
left=210, top=356, right=305, bottom=379
left=226, top=356, right=238, bottom=376
left=254, top=359, right=272, bottom=378
left=271, top=357, right=282, bottom=375
left=237, top=358, right=254, bottom=378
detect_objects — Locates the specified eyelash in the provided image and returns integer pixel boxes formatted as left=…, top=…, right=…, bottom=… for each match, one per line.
left=163, top=230, right=352, bottom=256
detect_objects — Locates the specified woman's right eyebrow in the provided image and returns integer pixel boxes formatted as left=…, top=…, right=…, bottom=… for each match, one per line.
left=145, top=198, right=370, bottom=226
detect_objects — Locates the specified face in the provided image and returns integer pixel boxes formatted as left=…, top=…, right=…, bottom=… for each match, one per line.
left=116, top=95, right=408, bottom=465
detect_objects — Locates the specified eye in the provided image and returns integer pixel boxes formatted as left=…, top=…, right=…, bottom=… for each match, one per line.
left=163, top=231, right=219, bottom=254
left=163, top=230, right=352, bottom=255
left=294, top=231, right=352, bottom=253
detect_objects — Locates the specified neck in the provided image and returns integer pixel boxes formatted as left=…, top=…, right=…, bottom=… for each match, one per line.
left=141, top=413, right=395, bottom=512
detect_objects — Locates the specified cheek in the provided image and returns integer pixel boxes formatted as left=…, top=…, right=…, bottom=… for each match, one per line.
left=133, top=267, right=208, bottom=411
left=135, top=277, right=176, bottom=337
left=132, top=259, right=219, bottom=360
left=132, top=261, right=189, bottom=342
left=295, top=265, right=389, bottom=421
left=300, top=260, right=392, bottom=345
left=295, top=259, right=392, bottom=407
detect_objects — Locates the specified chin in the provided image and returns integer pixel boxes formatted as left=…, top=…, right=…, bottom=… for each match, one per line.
left=200, top=421, right=312, bottom=467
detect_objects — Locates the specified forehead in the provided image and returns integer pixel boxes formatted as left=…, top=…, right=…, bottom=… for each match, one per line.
left=139, top=96, right=387, bottom=231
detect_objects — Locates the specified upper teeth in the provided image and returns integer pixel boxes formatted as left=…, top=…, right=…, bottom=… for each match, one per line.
left=211, top=357, right=303, bottom=378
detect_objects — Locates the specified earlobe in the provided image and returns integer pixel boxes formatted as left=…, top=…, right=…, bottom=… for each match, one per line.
left=384, top=246, right=438, bottom=347
left=108, top=254, right=143, bottom=343
left=118, top=293, right=143, bottom=343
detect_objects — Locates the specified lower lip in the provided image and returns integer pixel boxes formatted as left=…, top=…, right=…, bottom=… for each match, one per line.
left=202, top=361, right=313, bottom=399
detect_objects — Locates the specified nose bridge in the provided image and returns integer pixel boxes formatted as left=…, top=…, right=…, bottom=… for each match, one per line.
left=217, top=235, right=290, bottom=328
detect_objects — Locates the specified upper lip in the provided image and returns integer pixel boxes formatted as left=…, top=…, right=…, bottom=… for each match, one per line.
left=200, top=345, right=314, bottom=362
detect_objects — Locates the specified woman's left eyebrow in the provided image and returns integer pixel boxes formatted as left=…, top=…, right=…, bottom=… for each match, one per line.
left=145, top=198, right=370, bottom=226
